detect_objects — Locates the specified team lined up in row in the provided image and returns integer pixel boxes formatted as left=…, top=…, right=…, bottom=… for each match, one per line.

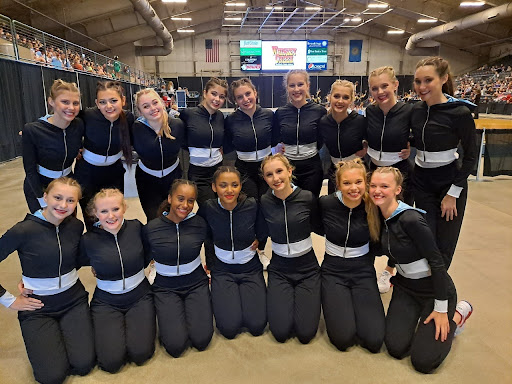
left=0, top=55, right=475, bottom=383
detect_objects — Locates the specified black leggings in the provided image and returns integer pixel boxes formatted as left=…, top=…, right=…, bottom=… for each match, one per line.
left=234, top=158, right=268, bottom=200
left=90, top=285, right=156, bottom=373
left=267, top=253, right=321, bottom=344
left=321, top=256, right=385, bottom=353
left=414, top=162, right=467, bottom=269
left=288, top=154, right=324, bottom=197
left=211, top=265, right=267, bottom=339
left=385, top=285, right=457, bottom=374
left=18, top=282, right=95, bottom=384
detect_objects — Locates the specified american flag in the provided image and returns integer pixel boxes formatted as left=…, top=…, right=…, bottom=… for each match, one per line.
left=205, top=39, right=219, bottom=63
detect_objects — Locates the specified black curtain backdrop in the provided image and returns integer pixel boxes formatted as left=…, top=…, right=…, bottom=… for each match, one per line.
left=483, top=130, right=512, bottom=177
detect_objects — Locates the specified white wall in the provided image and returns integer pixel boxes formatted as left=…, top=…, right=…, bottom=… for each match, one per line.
left=141, top=29, right=482, bottom=77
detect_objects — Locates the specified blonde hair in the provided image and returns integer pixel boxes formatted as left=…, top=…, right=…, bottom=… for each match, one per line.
left=86, top=188, right=126, bottom=220
left=260, top=153, right=295, bottom=183
left=49, top=79, right=79, bottom=101
left=371, top=166, right=404, bottom=195
left=135, top=88, right=175, bottom=140
left=369, top=66, right=398, bottom=84
left=327, top=80, right=355, bottom=114
left=45, top=177, right=82, bottom=200
left=284, top=70, right=311, bottom=101
left=230, top=78, right=257, bottom=104
left=335, top=159, right=380, bottom=242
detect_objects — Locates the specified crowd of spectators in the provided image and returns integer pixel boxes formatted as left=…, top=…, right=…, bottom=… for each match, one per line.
left=0, top=23, right=160, bottom=87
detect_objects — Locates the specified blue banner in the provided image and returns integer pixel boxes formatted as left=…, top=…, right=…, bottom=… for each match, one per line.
left=349, top=40, right=363, bottom=62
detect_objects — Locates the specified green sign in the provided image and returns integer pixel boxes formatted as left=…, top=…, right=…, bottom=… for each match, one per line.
left=307, top=47, right=327, bottom=55
left=240, top=47, right=262, bottom=56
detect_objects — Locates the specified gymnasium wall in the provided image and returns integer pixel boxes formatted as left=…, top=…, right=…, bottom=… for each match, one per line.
left=141, top=29, right=480, bottom=78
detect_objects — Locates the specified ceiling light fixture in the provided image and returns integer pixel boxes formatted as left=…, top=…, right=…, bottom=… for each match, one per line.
left=162, top=0, right=187, bottom=3
left=368, top=3, right=388, bottom=8
left=225, top=2, right=246, bottom=6
left=351, top=17, right=362, bottom=22
left=387, top=29, right=405, bottom=34
left=225, top=17, right=242, bottom=20
left=171, top=17, right=192, bottom=21
left=460, top=1, right=485, bottom=6
left=266, top=6, right=283, bottom=10
left=417, top=18, right=437, bottom=23
left=305, top=7, right=322, bottom=10
left=177, top=29, right=195, bottom=33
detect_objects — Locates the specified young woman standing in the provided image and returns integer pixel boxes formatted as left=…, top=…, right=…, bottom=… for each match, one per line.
left=132, top=88, right=185, bottom=221
left=318, top=80, right=366, bottom=195
left=22, top=80, right=84, bottom=213
left=74, top=80, right=134, bottom=229
left=198, top=166, right=267, bottom=339
left=260, top=154, right=321, bottom=343
left=0, top=177, right=95, bottom=384
left=319, top=159, right=384, bottom=353
left=81, top=189, right=155, bottom=373
left=411, top=56, right=477, bottom=269
left=273, top=70, right=326, bottom=197
left=366, top=66, right=413, bottom=293
left=143, top=180, right=213, bottom=357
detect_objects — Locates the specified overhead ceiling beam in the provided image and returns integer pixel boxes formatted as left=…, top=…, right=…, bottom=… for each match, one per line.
left=240, top=7, right=251, bottom=31
left=311, top=8, right=345, bottom=32
left=258, top=8, right=275, bottom=32
left=276, top=7, right=299, bottom=32
left=294, top=10, right=321, bottom=32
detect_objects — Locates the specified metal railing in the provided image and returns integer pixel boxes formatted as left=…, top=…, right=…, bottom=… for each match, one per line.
left=0, top=14, right=164, bottom=88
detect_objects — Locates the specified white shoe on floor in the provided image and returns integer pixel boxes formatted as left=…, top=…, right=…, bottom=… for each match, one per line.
left=455, top=300, right=473, bottom=337
left=258, top=250, right=271, bottom=270
left=377, top=270, right=393, bottom=294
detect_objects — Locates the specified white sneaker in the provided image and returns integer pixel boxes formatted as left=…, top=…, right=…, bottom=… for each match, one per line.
left=258, top=250, right=271, bottom=270
left=147, top=262, right=156, bottom=285
left=455, top=300, right=473, bottom=337
left=377, top=270, right=393, bottom=294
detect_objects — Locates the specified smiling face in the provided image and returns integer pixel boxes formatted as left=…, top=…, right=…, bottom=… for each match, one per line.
left=234, top=84, right=257, bottom=115
left=48, top=90, right=80, bottom=128
left=212, top=172, right=241, bottom=210
left=94, top=194, right=126, bottom=234
left=369, top=73, right=398, bottom=111
left=202, top=84, right=227, bottom=114
left=263, top=158, right=293, bottom=194
left=337, top=168, right=366, bottom=207
left=414, top=65, right=448, bottom=106
left=287, top=73, right=309, bottom=107
left=137, top=92, right=165, bottom=124
left=329, top=85, right=353, bottom=115
left=96, top=89, right=126, bottom=122
left=369, top=171, right=402, bottom=209
left=167, top=184, right=197, bottom=223
left=43, top=183, right=80, bottom=226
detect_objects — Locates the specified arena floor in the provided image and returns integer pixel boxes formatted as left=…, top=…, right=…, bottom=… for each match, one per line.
left=0, top=157, right=511, bottom=384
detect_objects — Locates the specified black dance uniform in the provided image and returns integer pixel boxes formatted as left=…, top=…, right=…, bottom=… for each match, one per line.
left=260, top=186, right=321, bottom=343
left=0, top=213, right=94, bottom=384
left=319, top=192, right=384, bottom=352
left=132, top=117, right=185, bottom=221
left=22, top=115, right=84, bottom=213
left=366, top=102, right=414, bottom=204
left=274, top=102, right=326, bottom=196
left=74, top=107, right=134, bottom=228
left=80, top=219, right=155, bottom=373
left=143, top=212, right=213, bottom=357
left=224, top=106, right=278, bottom=199
left=318, top=111, right=365, bottom=194
left=381, top=201, right=457, bottom=374
left=198, top=197, right=267, bottom=339
left=411, top=97, right=477, bottom=269
left=180, top=105, right=224, bottom=205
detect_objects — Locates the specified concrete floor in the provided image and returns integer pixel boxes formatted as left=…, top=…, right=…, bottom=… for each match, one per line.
left=0, top=157, right=510, bottom=384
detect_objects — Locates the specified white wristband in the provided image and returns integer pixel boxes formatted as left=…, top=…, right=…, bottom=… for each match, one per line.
left=434, top=299, right=448, bottom=313
left=447, top=184, right=463, bottom=198
left=0, top=291, right=17, bottom=308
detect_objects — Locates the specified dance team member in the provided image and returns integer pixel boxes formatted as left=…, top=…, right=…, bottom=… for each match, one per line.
left=22, top=80, right=83, bottom=213
left=198, top=166, right=267, bottom=339
left=81, top=189, right=155, bottom=373
left=318, top=80, right=366, bottom=194
left=411, top=57, right=477, bottom=270
left=133, top=88, right=185, bottom=221
left=74, top=80, right=134, bottom=229
left=370, top=167, right=471, bottom=373
left=143, top=180, right=213, bottom=357
left=366, top=66, right=413, bottom=293
left=273, top=70, right=326, bottom=197
left=260, top=154, right=321, bottom=343
left=224, top=78, right=278, bottom=199
left=180, top=77, right=227, bottom=205
left=0, top=177, right=95, bottom=384
left=319, top=159, right=384, bottom=353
